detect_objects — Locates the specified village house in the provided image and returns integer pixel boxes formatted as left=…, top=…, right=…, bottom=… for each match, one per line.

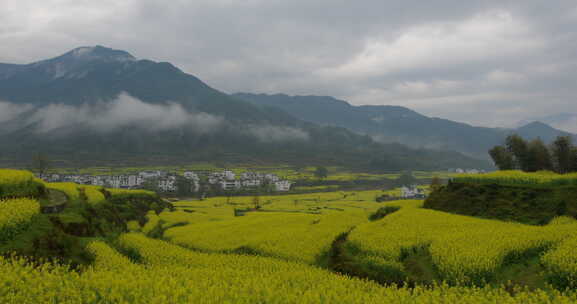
left=220, top=180, right=241, bottom=191
left=400, top=186, right=426, bottom=199
left=241, top=179, right=262, bottom=188
left=274, top=180, right=292, bottom=192
left=158, top=175, right=177, bottom=192
left=36, top=169, right=292, bottom=193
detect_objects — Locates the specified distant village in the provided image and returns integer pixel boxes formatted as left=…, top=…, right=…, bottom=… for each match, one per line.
left=448, top=168, right=486, bottom=174
left=38, top=170, right=292, bottom=193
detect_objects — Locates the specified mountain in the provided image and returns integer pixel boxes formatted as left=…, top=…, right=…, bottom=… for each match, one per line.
left=0, top=46, right=489, bottom=170
left=517, top=113, right=577, bottom=134
left=0, top=46, right=289, bottom=123
left=233, top=93, right=576, bottom=158
left=515, top=121, right=574, bottom=140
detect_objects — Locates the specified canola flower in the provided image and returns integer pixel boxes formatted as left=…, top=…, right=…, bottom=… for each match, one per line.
left=348, top=200, right=577, bottom=284
left=142, top=211, right=161, bottom=235
left=0, top=169, right=44, bottom=198
left=453, top=170, right=577, bottom=186
left=2, top=234, right=577, bottom=303
left=105, top=188, right=156, bottom=197
left=164, top=207, right=370, bottom=264
left=85, top=241, right=137, bottom=271
left=45, top=182, right=81, bottom=201
left=541, top=236, right=577, bottom=288
left=0, top=198, right=40, bottom=241
left=79, top=186, right=106, bottom=205
left=126, top=220, right=141, bottom=232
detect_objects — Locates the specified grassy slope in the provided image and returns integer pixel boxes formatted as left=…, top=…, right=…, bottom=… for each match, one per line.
left=424, top=182, right=577, bottom=225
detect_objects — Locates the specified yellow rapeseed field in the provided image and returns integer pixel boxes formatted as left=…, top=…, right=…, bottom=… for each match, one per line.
left=2, top=233, right=577, bottom=303
left=453, top=170, right=577, bottom=186
left=348, top=200, right=577, bottom=284
left=0, top=198, right=40, bottom=241
left=45, top=182, right=81, bottom=201
left=0, top=169, right=44, bottom=198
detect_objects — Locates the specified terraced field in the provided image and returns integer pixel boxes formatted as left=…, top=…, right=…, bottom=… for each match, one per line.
left=2, top=169, right=577, bottom=303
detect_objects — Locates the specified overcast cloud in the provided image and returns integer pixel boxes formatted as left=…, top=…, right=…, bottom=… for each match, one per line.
left=1, top=0, right=576, bottom=129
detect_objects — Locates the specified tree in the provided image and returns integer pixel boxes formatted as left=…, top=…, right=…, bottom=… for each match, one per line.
left=506, top=135, right=530, bottom=171
left=527, top=138, right=553, bottom=172
left=175, top=176, right=194, bottom=197
left=31, top=153, right=51, bottom=175
left=141, top=177, right=160, bottom=193
left=430, top=176, right=442, bottom=192
left=551, top=136, right=573, bottom=173
left=252, top=194, right=261, bottom=210
left=395, top=171, right=416, bottom=187
left=314, top=166, right=328, bottom=179
left=570, top=147, right=577, bottom=173
left=489, top=146, right=515, bottom=170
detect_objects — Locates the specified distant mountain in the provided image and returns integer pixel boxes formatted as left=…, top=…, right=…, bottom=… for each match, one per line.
left=0, top=46, right=289, bottom=123
left=233, top=93, right=576, bottom=158
left=0, top=46, right=488, bottom=170
left=515, top=121, right=574, bottom=140
left=517, top=113, right=577, bottom=134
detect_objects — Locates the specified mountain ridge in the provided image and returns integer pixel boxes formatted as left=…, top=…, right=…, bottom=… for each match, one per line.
left=0, top=46, right=490, bottom=170
left=233, top=92, right=576, bottom=158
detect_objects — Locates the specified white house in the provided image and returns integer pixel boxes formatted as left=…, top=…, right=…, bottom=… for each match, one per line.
left=139, top=170, right=163, bottom=179
left=400, top=186, right=426, bottom=199
left=158, top=176, right=177, bottom=192
left=221, top=180, right=241, bottom=191
left=223, top=170, right=236, bottom=180
left=265, top=174, right=280, bottom=182
left=184, top=171, right=199, bottom=181
left=242, top=179, right=262, bottom=188
left=274, top=180, right=292, bottom=192
left=127, top=175, right=141, bottom=188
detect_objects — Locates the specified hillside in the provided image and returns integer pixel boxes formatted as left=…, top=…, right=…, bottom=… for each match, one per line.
left=424, top=171, right=577, bottom=225
left=233, top=93, right=576, bottom=158
left=0, top=46, right=488, bottom=170
left=3, top=169, right=577, bottom=302
left=0, top=169, right=169, bottom=266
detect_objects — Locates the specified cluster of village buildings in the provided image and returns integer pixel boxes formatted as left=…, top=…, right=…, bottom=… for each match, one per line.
left=38, top=170, right=292, bottom=193
left=399, top=185, right=427, bottom=199
left=448, top=168, right=486, bottom=174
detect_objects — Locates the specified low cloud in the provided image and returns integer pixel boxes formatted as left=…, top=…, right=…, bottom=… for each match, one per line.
left=551, top=118, right=577, bottom=133
left=0, top=101, right=31, bottom=122
left=246, top=125, right=310, bottom=142
left=1, top=93, right=311, bottom=142
left=25, top=93, right=223, bottom=133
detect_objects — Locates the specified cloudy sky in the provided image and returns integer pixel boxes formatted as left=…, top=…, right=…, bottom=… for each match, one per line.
left=1, top=0, right=576, bottom=129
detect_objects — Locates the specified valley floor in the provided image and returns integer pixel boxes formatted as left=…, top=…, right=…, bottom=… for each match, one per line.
left=2, top=175, right=577, bottom=303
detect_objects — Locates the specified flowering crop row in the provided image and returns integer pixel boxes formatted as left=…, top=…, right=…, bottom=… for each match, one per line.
left=0, top=169, right=45, bottom=198
left=0, top=198, right=39, bottom=241
left=348, top=200, right=577, bottom=285
left=453, top=170, right=577, bottom=186
left=3, top=233, right=577, bottom=303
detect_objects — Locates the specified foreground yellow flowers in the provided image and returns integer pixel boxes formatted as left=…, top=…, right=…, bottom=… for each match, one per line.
left=0, top=198, right=39, bottom=241
left=2, top=234, right=577, bottom=303
left=0, top=169, right=44, bottom=198
left=349, top=200, right=577, bottom=285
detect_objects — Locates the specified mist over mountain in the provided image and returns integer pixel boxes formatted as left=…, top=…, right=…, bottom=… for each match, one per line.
left=233, top=93, right=576, bottom=159
left=0, top=46, right=488, bottom=170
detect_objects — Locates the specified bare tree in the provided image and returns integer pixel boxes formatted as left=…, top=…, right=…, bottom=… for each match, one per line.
left=31, top=153, right=51, bottom=175
left=252, top=194, right=261, bottom=210
left=430, top=176, right=442, bottom=192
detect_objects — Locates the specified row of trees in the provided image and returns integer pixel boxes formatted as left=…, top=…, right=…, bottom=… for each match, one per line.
left=489, top=135, right=577, bottom=173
